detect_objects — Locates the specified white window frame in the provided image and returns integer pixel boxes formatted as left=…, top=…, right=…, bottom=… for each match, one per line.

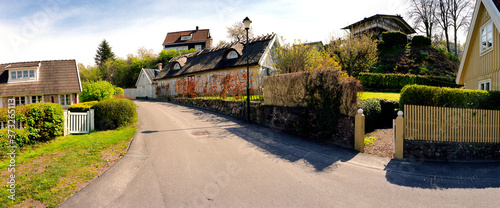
left=195, top=45, right=202, bottom=51
left=14, top=96, right=27, bottom=106
left=480, top=20, right=494, bottom=55
left=173, top=63, right=181, bottom=70
left=227, top=51, right=238, bottom=59
left=478, top=78, right=491, bottom=91
left=59, top=94, right=72, bottom=106
left=8, top=67, right=38, bottom=83
left=180, top=35, right=192, bottom=41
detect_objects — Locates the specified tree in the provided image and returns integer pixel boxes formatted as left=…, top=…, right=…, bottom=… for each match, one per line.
left=226, top=21, right=254, bottom=42
left=80, top=80, right=116, bottom=102
left=78, top=63, right=102, bottom=82
left=436, top=0, right=452, bottom=52
left=327, top=33, right=378, bottom=76
left=449, top=0, right=473, bottom=57
left=94, top=39, right=116, bottom=67
left=407, top=0, right=437, bottom=38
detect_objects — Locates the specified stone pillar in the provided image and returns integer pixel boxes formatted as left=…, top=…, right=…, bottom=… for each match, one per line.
left=394, top=111, right=404, bottom=159
left=354, top=109, right=365, bottom=152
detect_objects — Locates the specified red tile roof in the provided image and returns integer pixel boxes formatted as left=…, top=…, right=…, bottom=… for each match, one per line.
left=162, top=29, right=210, bottom=45
left=0, top=60, right=81, bottom=97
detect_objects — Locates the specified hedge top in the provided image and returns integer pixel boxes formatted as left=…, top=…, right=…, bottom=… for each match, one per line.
left=400, top=84, right=500, bottom=110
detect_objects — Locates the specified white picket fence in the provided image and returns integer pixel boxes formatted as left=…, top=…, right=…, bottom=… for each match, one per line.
left=64, top=109, right=95, bottom=135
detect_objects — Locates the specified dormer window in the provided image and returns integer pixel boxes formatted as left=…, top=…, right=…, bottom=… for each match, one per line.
left=173, top=63, right=181, bottom=70
left=180, top=35, right=192, bottom=41
left=227, top=51, right=238, bottom=59
left=8, top=66, right=39, bottom=83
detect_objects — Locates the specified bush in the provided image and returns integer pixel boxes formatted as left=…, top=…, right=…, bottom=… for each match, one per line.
left=68, top=101, right=98, bottom=112
left=378, top=31, right=408, bottom=51
left=80, top=81, right=116, bottom=102
left=0, top=128, right=30, bottom=148
left=358, top=99, right=381, bottom=132
left=400, top=85, right=500, bottom=110
left=357, top=73, right=461, bottom=90
left=94, top=98, right=137, bottom=130
left=411, top=35, right=432, bottom=47
left=114, top=87, right=124, bottom=95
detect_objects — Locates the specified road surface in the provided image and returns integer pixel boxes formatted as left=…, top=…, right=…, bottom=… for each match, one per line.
left=61, top=100, right=500, bottom=207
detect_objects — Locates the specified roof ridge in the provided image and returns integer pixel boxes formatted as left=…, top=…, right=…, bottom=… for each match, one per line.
left=1, top=59, right=76, bottom=65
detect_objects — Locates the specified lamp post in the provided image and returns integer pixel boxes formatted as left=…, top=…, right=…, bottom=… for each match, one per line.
left=243, top=17, right=252, bottom=122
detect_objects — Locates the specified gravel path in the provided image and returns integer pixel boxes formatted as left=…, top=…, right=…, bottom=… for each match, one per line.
left=364, top=128, right=394, bottom=158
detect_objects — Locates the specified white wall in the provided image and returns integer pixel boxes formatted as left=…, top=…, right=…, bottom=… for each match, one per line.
left=124, top=88, right=137, bottom=99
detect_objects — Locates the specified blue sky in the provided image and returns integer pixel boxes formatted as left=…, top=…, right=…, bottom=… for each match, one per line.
left=1, top=0, right=416, bottom=66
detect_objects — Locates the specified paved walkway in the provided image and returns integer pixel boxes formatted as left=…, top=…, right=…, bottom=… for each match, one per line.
left=60, top=100, right=500, bottom=207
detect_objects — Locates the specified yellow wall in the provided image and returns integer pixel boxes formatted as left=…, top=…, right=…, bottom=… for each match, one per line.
left=461, top=3, right=500, bottom=91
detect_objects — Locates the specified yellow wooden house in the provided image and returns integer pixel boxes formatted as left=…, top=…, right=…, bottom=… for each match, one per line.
left=456, top=0, right=500, bottom=91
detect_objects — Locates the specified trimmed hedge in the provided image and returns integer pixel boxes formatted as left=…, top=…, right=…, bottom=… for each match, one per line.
left=0, top=128, right=30, bottom=148
left=411, top=35, right=431, bottom=47
left=0, top=103, right=64, bottom=143
left=378, top=31, right=408, bottom=51
left=68, top=101, right=98, bottom=112
left=357, top=73, right=461, bottom=90
left=94, top=98, right=137, bottom=130
left=114, top=87, right=124, bottom=95
left=400, top=85, right=500, bottom=110
left=358, top=98, right=399, bottom=132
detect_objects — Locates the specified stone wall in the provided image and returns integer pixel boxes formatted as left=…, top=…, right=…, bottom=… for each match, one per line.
left=404, top=140, right=500, bottom=161
left=168, top=98, right=355, bottom=149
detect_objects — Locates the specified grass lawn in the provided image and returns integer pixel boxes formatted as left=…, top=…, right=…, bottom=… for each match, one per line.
left=0, top=125, right=136, bottom=208
left=358, top=91, right=401, bottom=101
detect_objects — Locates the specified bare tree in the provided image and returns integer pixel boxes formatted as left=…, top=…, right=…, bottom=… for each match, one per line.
left=407, top=0, right=437, bottom=38
left=436, top=0, right=452, bottom=52
left=226, top=21, right=254, bottom=42
left=449, top=0, right=473, bottom=57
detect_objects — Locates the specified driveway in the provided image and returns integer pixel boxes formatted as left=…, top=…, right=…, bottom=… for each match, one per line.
left=60, top=100, right=500, bottom=207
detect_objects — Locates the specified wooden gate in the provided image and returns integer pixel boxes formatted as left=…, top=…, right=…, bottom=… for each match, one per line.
left=64, top=109, right=95, bottom=135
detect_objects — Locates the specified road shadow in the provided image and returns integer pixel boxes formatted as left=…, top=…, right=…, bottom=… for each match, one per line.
left=223, top=125, right=357, bottom=172
left=385, top=159, right=500, bottom=189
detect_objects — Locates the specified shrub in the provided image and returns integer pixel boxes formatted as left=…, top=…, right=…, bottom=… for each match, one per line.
left=378, top=31, right=408, bottom=51
left=0, top=128, right=30, bottom=148
left=68, top=101, right=98, bottom=112
left=80, top=81, right=116, bottom=102
left=411, top=35, right=432, bottom=47
left=358, top=99, right=381, bottom=132
left=400, top=84, right=500, bottom=110
left=24, top=103, right=64, bottom=142
left=93, top=98, right=137, bottom=130
left=357, top=73, right=461, bottom=90
left=114, top=87, right=124, bottom=95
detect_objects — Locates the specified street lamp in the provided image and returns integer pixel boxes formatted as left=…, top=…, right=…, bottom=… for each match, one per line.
left=243, top=17, right=252, bottom=122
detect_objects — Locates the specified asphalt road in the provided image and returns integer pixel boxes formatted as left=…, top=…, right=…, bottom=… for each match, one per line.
left=61, top=100, right=500, bottom=208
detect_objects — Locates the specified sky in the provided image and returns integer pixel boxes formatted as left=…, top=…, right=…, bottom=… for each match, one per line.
left=0, top=0, right=434, bottom=66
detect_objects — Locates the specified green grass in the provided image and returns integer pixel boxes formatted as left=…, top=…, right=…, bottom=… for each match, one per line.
left=358, top=91, right=400, bottom=101
left=0, top=125, right=136, bottom=208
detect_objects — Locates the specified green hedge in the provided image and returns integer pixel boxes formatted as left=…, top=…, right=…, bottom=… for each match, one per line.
left=114, top=87, right=124, bottom=95
left=378, top=31, right=408, bottom=51
left=0, top=128, right=30, bottom=147
left=80, top=80, right=116, bottom=102
left=68, top=101, right=98, bottom=112
left=400, top=85, right=500, bottom=110
left=357, top=73, right=461, bottom=90
left=94, top=98, right=137, bottom=130
left=411, top=35, right=431, bottom=47
left=358, top=98, right=399, bottom=132
left=0, top=103, right=64, bottom=143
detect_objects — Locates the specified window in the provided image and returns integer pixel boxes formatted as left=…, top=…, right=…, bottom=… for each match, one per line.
left=481, top=21, right=493, bottom=54
left=142, top=73, right=145, bottom=79
left=59, top=94, right=72, bottom=106
left=195, top=45, right=202, bottom=51
left=173, top=63, right=181, bottom=70
left=9, top=69, right=37, bottom=83
left=180, top=35, right=192, bottom=41
left=31, top=95, right=43, bottom=104
left=11, top=72, right=16, bottom=79
left=29, top=70, right=34, bottom=78
left=17, top=71, right=22, bottom=79
left=14, top=96, right=27, bottom=106
left=479, top=79, right=491, bottom=91
left=227, top=51, right=238, bottom=59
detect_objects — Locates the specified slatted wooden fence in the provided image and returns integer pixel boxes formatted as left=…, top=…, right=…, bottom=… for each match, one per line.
left=404, top=105, right=500, bottom=143
left=64, top=109, right=95, bottom=135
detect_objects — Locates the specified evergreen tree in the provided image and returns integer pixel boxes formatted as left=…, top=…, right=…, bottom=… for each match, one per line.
left=94, top=39, right=116, bottom=67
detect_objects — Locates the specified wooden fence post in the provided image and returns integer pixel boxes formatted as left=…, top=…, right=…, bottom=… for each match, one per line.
left=354, top=109, right=365, bottom=152
left=394, top=111, right=404, bottom=159
left=64, top=110, right=68, bottom=136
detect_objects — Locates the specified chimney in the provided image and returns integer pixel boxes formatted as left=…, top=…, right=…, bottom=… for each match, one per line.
left=158, top=63, right=163, bottom=70
left=206, top=37, right=213, bottom=48
left=196, top=26, right=199, bottom=31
